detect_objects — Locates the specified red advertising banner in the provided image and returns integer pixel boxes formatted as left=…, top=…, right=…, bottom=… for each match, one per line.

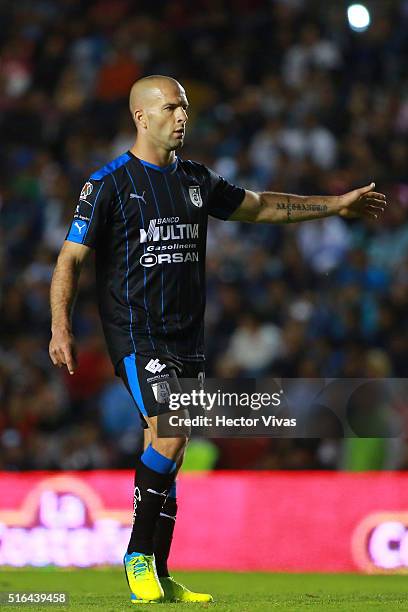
left=0, top=471, right=407, bottom=572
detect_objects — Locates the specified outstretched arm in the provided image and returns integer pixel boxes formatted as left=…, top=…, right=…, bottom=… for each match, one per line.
left=230, top=182, right=387, bottom=224
left=49, top=241, right=92, bottom=375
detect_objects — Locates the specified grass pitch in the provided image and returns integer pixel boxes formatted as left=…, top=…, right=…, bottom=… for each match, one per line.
left=0, top=568, right=406, bottom=611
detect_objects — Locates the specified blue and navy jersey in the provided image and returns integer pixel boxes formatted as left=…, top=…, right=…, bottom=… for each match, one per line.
left=65, top=151, right=245, bottom=368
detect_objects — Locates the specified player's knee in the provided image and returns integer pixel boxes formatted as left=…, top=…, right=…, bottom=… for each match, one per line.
left=152, top=434, right=187, bottom=459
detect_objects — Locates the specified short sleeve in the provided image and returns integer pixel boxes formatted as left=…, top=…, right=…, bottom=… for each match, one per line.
left=206, top=167, right=245, bottom=220
left=65, top=177, right=112, bottom=248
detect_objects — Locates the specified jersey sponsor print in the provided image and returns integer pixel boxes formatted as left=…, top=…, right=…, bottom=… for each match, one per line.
left=65, top=152, right=245, bottom=368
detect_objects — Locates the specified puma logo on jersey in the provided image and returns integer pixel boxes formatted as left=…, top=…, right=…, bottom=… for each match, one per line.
left=74, top=222, right=86, bottom=234
left=130, top=191, right=146, bottom=203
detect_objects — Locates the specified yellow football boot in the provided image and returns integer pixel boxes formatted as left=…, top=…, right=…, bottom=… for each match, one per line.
left=160, top=575, right=214, bottom=603
left=124, top=552, right=164, bottom=604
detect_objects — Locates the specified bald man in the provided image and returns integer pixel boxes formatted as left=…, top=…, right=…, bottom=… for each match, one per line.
left=50, top=75, right=387, bottom=604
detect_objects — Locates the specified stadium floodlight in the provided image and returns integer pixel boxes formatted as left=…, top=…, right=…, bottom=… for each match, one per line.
left=347, top=3, right=371, bottom=32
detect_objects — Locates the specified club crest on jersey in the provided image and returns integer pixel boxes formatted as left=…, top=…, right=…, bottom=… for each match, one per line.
left=80, top=182, right=93, bottom=200
left=189, top=186, right=203, bottom=208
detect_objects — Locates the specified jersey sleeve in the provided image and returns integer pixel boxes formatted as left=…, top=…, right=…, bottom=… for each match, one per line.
left=206, top=167, right=245, bottom=220
left=65, top=177, right=113, bottom=248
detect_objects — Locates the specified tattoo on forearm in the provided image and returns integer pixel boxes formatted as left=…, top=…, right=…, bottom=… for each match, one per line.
left=286, top=196, right=291, bottom=222
left=277, top=201, right=328, bottom=222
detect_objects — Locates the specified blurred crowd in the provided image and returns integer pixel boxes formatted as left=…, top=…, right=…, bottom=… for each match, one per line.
left=0, top=0, right=407, bottom=471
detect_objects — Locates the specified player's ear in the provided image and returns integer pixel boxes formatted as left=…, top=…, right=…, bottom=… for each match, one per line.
left=134, top=110, right=147, bottom=130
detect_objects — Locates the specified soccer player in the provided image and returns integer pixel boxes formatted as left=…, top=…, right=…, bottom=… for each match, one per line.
left=49, top=75, right=387, bottom=604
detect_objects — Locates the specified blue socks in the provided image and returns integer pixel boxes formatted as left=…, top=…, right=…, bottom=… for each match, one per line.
left=127, top=446, right=176, bottom=555
left=141, top=444, right=177, bottom=474
left=153, top=480, right=178, bottom=577
left=168, top=481, right=177, bottom=498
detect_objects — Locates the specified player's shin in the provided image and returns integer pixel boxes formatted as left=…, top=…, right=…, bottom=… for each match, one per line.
left=153, top=480, right=178, bottom=577
left=127, top=444, right=176, bottom=555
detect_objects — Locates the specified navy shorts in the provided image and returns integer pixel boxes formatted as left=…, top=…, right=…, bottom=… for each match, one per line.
left=116, top=352, right=205, bottom=428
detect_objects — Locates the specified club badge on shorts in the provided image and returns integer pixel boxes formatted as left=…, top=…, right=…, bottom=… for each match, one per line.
left=189, top=186, right=203, bottom=207
left=151, top=381, right=171, bottom=404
